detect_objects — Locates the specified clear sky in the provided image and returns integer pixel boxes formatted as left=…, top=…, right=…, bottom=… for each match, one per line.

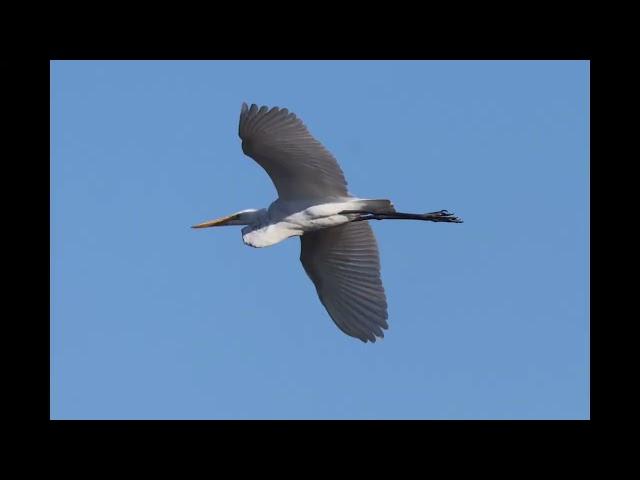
left=50, top=60, right=589, bottom=419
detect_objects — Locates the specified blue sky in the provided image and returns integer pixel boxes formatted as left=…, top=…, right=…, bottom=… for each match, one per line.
left=50, top=60, right=589, bottom=419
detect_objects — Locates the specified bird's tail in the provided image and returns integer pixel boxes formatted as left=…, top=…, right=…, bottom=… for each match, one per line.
left=350, top=198, right=396, bottom=213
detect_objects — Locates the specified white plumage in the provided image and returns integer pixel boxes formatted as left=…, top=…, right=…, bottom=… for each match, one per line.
left=193, top=103, right=462, bottom=343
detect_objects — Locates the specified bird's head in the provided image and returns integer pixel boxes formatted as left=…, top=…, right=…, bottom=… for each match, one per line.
left=191, top=209, right=263, bottom=228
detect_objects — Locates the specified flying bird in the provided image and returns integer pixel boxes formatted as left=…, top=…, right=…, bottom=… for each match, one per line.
left=193, top=103, right=462, bottom=343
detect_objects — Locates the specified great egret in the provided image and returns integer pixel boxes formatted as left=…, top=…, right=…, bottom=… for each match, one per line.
left=193, top=103, right=462, bottom=343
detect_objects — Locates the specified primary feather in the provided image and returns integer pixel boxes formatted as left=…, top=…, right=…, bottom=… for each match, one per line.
left=300, top=221, right=388, bottom=343
left=238, top=103, right=350, bottom=201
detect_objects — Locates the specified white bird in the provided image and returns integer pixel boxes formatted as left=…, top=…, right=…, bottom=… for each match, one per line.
left=193, top=103, right=462, bottom=343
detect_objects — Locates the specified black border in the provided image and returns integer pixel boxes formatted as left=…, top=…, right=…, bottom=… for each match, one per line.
left=47, top=29, right=591, bottom=443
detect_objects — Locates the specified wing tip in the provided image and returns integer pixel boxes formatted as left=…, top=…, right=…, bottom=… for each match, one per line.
left=345, top=314, right=389, bottom=344
left=240, top=102, right=300, bottom=123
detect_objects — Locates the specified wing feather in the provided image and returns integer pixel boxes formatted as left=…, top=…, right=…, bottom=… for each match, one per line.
left=238, top=102, right=349, bottom=200
left=300, top=221, right=389, bottom=343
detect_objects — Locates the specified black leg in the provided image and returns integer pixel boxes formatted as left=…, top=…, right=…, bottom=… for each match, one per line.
left=340, top=209, right=463, bottom=223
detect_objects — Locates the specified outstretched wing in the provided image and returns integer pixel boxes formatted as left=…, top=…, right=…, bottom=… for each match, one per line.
left=238, top=103, right=350, bottom=201
left=300, top=221, right=389, bottom=343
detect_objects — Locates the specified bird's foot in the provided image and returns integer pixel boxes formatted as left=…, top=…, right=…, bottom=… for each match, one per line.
left=422, top=210, right=463, bottom=223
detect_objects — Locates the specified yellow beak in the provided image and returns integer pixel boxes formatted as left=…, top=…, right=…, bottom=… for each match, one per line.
left=191, top=213, right=238, bottom=229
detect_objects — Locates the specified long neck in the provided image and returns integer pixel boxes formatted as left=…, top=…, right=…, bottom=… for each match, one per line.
left=235, top=208, right=268, bottom=226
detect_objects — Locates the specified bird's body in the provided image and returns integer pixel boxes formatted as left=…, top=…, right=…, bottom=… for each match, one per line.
left=239, top=197, right=394, bottom=248
left=193, top=103, right=462, bottom=343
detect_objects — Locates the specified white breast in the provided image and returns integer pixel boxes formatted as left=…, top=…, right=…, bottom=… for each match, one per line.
left=242, top=222, right=303, bottom=248
left=241, top=200, right=363, bottom=248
